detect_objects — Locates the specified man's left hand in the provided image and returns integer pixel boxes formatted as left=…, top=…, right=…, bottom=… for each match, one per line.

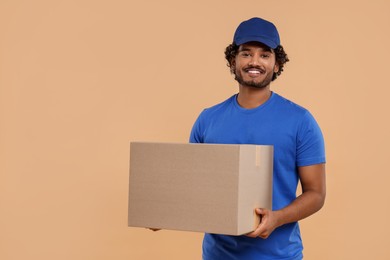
left=246, top=208, right=280, bottom=239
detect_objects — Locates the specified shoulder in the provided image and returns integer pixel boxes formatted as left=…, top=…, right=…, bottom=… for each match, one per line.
left=272, top=92, right=309, bottom=116
left=198, top=94, right=236, bottom=118
left=190, top=95, right=236, bottom=143
left=271, top=93, right=321, bottom=133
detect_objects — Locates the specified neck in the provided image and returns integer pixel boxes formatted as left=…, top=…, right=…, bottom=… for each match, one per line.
left=237, top=85, right=272, bottom=109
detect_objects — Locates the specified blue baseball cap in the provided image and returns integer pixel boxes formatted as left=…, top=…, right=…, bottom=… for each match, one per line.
left=233, top=17, right=280, bottom=49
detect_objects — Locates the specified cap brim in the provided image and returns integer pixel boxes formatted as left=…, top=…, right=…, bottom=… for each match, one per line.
left=234, top=36, right=278, bottom=49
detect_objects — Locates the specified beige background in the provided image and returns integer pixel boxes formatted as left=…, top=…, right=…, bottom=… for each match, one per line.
left=1, top=0, right=389, bottom=259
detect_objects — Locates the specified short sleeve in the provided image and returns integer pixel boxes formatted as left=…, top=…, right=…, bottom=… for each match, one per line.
left=189, top=111, right=205, bottom=143
left=296, top=111, right=326, bottom=167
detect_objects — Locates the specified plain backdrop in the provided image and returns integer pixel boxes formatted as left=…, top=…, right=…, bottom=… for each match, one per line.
left=1, top=0, right=390, bottom=259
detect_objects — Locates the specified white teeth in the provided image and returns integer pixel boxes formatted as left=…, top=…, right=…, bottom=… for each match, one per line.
left=248, top=70, right=260, bottom=74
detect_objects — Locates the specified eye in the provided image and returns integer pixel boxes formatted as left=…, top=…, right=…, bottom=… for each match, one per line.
left=261, top=54, right=270, bottom=58
left=240, top=52, right=251, bottom=57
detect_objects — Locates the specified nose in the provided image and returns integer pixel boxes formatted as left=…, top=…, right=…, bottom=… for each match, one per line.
left=248, top=54, right=260, bottom=66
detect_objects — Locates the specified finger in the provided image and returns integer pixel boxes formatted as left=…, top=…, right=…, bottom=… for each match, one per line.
left=259, top=228, right=271, bottom=239
left=256, top=208, right=268, bottom=216
left=245, top=231, right=256, bottom=238
left=246, top=230, right=260, bottom=238
left=246, top=222, right=265, bottom=238
left=246, top=227, right=269, bottom=238
left=147, top=228, right=161, bottom=232
left=255, top=208, right=263, bottom=215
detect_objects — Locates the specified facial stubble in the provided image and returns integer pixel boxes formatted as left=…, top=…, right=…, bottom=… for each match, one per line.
left=233, top=66, right=275, bottom=89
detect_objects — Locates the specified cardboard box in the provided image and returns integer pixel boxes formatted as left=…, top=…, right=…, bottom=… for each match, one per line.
left=128, top=142, right=273, bottom=236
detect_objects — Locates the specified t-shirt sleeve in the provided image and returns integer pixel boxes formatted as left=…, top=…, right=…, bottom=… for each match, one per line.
left=296, top=111, right=326, bottom=167
left=189, top=110, right=205, bottom=143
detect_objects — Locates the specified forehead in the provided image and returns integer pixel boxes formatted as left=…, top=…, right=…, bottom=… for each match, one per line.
left=238, top=41, right=273, bottom=52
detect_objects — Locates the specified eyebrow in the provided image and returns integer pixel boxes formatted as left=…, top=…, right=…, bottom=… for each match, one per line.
left=239, top=46, right=273, bottom=53
left=238, top=47, right=252, bottom=52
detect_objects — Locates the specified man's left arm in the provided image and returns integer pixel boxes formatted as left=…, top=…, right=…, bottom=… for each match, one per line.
left=247, top=163, right=326, bottom=239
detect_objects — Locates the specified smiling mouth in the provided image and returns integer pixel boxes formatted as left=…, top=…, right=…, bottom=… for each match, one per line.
left=244, top=68, right=265, bottom=75
left=244, top=67, right=265, bottom=75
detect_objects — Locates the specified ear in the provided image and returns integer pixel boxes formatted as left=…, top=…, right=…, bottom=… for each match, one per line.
left=230, top=59, right=236, bottom=74
left=274, top=63, right=280, bottom=73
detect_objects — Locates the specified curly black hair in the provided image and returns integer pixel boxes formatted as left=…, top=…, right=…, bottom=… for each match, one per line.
left=224, top=43, right=289, bottom=81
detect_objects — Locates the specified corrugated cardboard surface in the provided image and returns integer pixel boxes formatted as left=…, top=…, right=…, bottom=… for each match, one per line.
left=238, top=145, right=273, bottom=233
left=128, top=142, right=273, bottom=236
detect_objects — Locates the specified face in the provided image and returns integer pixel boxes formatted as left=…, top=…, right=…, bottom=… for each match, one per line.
left=232, top=42, right=279, bottom=89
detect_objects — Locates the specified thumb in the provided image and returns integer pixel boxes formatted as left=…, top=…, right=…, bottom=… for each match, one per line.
left=256, top=208, right=265, bottom=215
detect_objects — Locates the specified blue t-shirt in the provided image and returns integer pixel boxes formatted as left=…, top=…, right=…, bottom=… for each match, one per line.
left=189, top=92, right=325, bottom=260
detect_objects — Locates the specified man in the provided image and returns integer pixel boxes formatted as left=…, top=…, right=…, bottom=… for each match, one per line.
left=189, top=17, right=326, bottom=259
